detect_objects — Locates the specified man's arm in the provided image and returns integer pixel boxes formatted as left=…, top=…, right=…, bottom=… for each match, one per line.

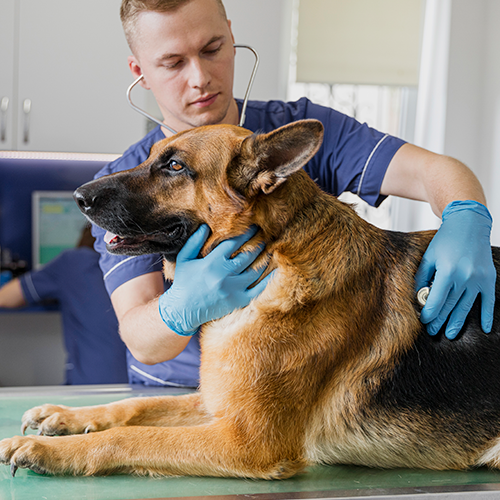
left=380, top=143, right=486, bottom=209
left=0, top=278, right=27, bottom=309
left=111, top=272, right=191, bottom=365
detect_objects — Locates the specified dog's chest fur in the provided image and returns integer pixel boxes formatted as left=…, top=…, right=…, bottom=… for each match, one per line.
left=197, top=289, right=406, bottom=468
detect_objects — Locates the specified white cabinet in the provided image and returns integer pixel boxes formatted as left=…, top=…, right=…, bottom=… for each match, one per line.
left=0, top=0, right=149, bottom=154
left=0, top=0, right=16, bottom=150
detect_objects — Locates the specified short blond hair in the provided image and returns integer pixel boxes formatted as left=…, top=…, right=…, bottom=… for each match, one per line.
left=120, top=0, right=228, bottom=52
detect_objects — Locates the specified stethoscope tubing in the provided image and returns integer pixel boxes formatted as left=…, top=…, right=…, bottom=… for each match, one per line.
left=126, top=44, right=260, bottom=135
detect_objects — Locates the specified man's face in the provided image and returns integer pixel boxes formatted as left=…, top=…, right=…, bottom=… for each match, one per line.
left=130, top=0, right=237, bottom=134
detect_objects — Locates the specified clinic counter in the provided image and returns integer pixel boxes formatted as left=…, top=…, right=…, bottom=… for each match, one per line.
left=1, top=385, right=500, bottom=500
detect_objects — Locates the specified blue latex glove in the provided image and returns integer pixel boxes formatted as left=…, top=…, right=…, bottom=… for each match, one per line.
left=415, top=200, right=496, bottom=339
left=159, top=225, right=274, bottom=336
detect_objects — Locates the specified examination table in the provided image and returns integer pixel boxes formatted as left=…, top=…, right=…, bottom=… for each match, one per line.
left=1, top=385, right=500, bottom=500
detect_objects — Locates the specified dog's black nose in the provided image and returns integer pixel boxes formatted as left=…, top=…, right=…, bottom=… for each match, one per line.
left=73, top=187, right=96, bottom=213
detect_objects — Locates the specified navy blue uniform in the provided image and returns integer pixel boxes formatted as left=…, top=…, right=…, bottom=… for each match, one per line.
left=20, top=247, right=127, bottom=385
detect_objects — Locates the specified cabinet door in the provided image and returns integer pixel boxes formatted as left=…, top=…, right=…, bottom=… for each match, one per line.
left=0, top=0, right=16, bottom=151
left=16, top=0, right=149, bottom=154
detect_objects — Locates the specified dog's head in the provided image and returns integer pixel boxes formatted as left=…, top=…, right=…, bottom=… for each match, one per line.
left=74, top=119, right=324, bottom=261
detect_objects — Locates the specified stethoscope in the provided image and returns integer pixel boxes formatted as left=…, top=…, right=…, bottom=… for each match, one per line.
left=126, top=45, right=260, bottom=135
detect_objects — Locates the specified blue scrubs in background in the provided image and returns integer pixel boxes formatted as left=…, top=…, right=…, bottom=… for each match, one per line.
left=19, top=247, right=127, bottom=385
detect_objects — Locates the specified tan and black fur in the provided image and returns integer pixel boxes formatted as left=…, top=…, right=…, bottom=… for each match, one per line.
left=1, top=120, right=500, bottom=478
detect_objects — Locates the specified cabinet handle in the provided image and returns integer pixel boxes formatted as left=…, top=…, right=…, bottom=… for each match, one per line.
left=23, top=98, right=32, bottom=144
left=0, top=97, right=8, bottom=143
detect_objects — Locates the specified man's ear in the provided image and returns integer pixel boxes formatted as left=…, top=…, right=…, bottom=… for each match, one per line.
left=228, top=19, right=236, bottom=46
left=128, top=55, right=150, bottom=90
left=229, top=119, right=324, bottom=196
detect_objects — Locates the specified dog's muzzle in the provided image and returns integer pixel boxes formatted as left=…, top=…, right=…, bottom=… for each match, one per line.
left=73, top=179, right=196, bottom=261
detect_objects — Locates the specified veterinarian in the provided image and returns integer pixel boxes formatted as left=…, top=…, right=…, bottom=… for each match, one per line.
left=91, top=0, right=496, bottom=387
left=0, top=226, right=128, bottom=385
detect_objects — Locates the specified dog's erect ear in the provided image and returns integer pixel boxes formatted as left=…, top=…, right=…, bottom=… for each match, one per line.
left=229, top=119, right=324, bottom=196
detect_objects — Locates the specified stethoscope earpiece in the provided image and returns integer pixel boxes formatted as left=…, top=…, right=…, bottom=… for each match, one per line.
left=126, top=44, right=259, bottom=135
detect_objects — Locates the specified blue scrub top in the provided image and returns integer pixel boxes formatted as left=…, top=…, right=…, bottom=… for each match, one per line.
left=92, top=97, right=406, bottom=387
left=20, top=247, right=128, bottom=385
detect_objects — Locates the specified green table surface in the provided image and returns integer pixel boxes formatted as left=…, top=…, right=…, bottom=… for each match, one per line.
left=1, top=385, right=500, bottom=500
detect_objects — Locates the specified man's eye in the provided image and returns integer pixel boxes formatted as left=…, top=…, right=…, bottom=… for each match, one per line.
left=205, top=46, right=221, bottom=55
left=165, top=60, right=183, bottom=70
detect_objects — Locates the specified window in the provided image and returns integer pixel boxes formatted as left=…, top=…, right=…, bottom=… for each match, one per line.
left=288, top=0, right=421, bottom=229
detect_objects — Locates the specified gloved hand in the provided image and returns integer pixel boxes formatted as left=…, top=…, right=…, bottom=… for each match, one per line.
left=159, top=224, right=274, bottom=336
left=415, top=200, right=496, bottom=339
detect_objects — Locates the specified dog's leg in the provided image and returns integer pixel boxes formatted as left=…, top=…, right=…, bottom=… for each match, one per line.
left=0, top=420, right=306, bottom=479
left=20, top=393, right=211, bottom=436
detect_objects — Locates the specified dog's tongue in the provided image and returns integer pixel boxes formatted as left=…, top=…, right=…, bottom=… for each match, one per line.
left=104, top=231, right=118, bottom=244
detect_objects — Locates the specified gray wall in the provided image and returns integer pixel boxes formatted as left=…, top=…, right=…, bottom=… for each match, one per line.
left=0, top=313, right=65, bottom=386
left=443, top=0, right=500, bottom=245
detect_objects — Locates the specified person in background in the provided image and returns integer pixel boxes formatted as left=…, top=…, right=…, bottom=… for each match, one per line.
left=0, top=225, right=128, bottom=385
left=91, top=0, right=495, bottom=388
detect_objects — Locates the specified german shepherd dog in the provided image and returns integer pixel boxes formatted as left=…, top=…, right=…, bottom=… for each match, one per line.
left=2, top=120, right=500, bottom=479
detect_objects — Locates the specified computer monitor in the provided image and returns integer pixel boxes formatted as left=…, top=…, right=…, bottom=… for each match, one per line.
left=32, top=191, right=88, bottom=269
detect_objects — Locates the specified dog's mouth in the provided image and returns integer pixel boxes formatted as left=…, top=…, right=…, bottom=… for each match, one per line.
left=103, top=219, right=191, bottom=260
left=105, top=230, right=176, bottom=251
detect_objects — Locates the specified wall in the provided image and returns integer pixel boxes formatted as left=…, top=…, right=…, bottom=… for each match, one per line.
left=480, top=0, right=500, bottom=246
left=224, top=0, right=292, bottom=102
left=444, top=0, right=485, bottom=173
left=444, top=0, right=500, bottom=244
left=0, top=313, right=65, bottom=386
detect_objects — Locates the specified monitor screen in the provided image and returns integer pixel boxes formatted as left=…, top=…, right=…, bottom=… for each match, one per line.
left=32, top=191, right=88, bottom=269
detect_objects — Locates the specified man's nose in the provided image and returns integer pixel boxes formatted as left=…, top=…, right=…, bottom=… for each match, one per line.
left=188, top=58, right=211, bottom=89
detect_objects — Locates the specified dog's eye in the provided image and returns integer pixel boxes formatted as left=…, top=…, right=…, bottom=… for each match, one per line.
left=165, top=159, right=184, bottom=172
left=155, top=155, right=189, bottom=176
left=168, top=160, right=183, bottom=171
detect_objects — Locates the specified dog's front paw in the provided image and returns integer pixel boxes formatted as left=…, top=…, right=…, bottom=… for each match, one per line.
left=21, top=404, right=103, bottom=436
left=0, top=433, right=104, bottom=476
left=0, top=435, right=59, bottom=476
